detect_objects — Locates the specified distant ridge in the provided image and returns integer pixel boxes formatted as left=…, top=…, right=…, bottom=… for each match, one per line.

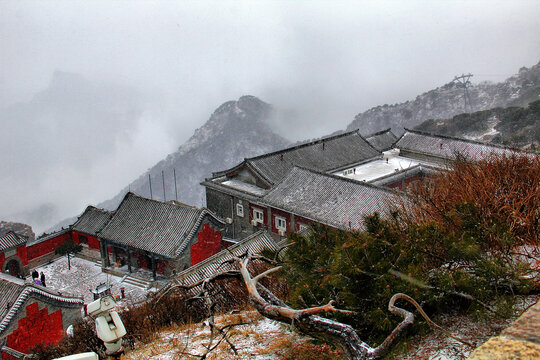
left=347, top=60, right=540, bottom=135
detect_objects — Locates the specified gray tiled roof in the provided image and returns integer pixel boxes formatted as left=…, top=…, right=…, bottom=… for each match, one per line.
left=0, top=276, right=23, bottom=321
left=72, top=206, right=113, bottom=236
left=171, top=230, right=278, bottom=287
left=261, top=167, right=399, bottom=230
left=98, top=193, right=224, bottom=258
left=0, top=274, right=83, bottom=336
left=365, top=128, right=398, bottom=151
left=214, top=130, right=381, bottom=185
left=396, top=129, right=511, bottom=161
left=0, top=232, right=26, bottom=251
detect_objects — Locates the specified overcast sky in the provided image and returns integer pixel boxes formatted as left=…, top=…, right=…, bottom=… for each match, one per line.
left=1, top=0, right=539, bottom=233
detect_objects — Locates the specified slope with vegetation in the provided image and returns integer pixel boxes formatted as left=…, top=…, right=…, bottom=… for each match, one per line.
left=415, top=100, right=540, bottom=149
left=347, top=61, right=540, bottom=135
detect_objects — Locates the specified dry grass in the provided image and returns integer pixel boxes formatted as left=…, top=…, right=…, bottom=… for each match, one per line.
left=405, top=154, right=539, bottom=248
left=121, top=309, right=307, bottom=359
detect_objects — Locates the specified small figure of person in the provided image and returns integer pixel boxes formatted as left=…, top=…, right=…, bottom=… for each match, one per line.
left=33, top=275, right=42, bottom=286
left=40, top=272, right=46, bottom=287
left=32, top=270, right=39, bottom=280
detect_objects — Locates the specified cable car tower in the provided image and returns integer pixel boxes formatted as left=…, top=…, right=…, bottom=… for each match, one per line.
left=453, top=73, right=474, bottom=113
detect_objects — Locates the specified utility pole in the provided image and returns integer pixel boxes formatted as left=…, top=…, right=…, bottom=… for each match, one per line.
left=162, top=170, right=166, bottom=201
left=174, top=168, right=178, bottom=201
left=453, top=73, right=474, bottom=113
left=148, top=174, right=153, bottom=200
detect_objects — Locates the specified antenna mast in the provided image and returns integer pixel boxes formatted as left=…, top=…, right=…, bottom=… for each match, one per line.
left=453, top=73, right=474, bottom=113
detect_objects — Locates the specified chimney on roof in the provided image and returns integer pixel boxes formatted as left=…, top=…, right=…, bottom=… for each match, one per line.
left=280, top=153, right=284, bottom=161
left=322, top=141, right=325, bottom=150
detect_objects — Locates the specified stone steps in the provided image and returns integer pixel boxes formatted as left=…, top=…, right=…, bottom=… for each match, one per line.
left=122, top=275, right=152, bottom=289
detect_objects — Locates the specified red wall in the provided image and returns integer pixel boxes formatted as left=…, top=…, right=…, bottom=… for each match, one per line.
left=5, top=302, right=64, bottom=358
left=190, top=223, right=222, bottom=266
left=134, top=251, right=149, bottom=270
left=16, top=246, right=28, bottom=266
left=157, top=260, right=166, bottom=274
left=294, top=215, right=313, bottom=232
left=270, top=208, right=291, bottom=234
left=72, top=231, right=100, bottom=250
left=249, top=204, right=267, bottom=228
left=388, top=174, right=424, bottom=191
left=27, top=232, right=72, bottom=261
left=0, top=252, right=5, bottom=272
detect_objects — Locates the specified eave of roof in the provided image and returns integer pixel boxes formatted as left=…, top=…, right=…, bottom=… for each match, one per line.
left=0, top=232, right=26, bottom=251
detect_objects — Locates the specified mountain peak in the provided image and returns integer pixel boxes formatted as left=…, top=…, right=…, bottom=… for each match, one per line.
left=98, top=96, right=290, bottom=211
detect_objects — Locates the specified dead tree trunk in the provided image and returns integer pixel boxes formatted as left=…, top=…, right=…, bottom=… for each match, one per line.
left=235, top=255, right=414, bottom=360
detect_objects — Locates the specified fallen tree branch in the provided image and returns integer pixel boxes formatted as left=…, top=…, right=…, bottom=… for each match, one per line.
left=234, top=253, right=413, bottom=359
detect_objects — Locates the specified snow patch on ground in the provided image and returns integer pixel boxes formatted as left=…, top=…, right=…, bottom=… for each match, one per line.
left=464, top=115, right=500, bottom=142
left=28, top=256, right=151, bottom=304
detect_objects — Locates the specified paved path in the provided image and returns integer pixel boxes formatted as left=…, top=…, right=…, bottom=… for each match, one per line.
left=468, top=299, right=540, bottom=359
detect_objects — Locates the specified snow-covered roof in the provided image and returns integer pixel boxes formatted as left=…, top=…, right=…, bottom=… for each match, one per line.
left=369, top=164, right=440, bottom=187
left=396, top=128, right=513, bottom=161
left=98, top=192, right=225, bottom=258
left=221, top=179, right=268, bottom=197
left=213, top=129, right=381, bottom=185
left=261, top=167, right=400, bottom=230
left=332, top=149, right=442, bottom=183
left=365, top=128, right=398, bottom=151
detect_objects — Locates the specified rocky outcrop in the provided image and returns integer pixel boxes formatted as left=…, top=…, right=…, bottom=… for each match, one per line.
left=0, top=222, right=35, bottom=243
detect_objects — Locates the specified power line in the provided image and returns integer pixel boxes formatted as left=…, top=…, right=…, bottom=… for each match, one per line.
left=453, top=73, right=474, bottom=113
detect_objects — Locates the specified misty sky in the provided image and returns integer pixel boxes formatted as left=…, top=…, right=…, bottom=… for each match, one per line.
left=1, top=0, right=540, bottom=233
